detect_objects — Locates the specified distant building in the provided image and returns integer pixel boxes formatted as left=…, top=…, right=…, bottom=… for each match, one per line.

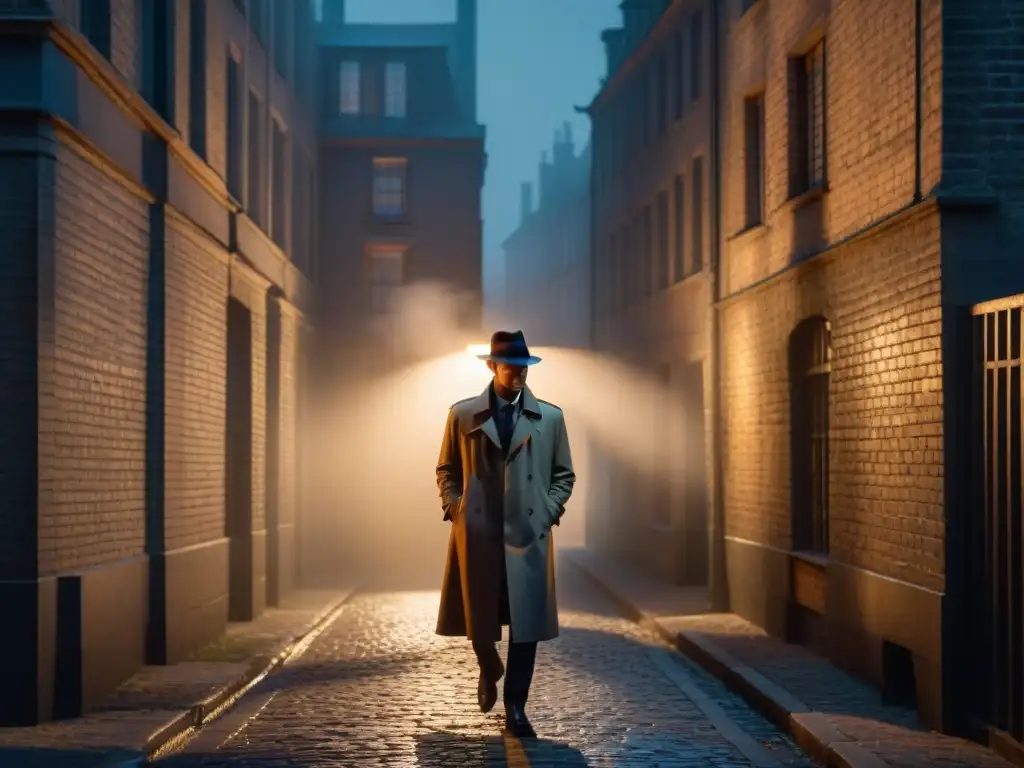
left=502, top=123, right=591, bottom=350
left=0, top=0, right=317, bottom=723
left=315, top=0, right=486, bottom=357
left=585, top=0, right=715, bottom=584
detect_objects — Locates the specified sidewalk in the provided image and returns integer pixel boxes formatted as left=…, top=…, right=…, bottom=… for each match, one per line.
left=565, top=547, right=1012, bottom=768
left=0, top=588, right=354, bottom=768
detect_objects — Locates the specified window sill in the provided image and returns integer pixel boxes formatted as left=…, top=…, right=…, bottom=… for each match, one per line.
left=790, top=550, right=828, bottom=569
left=727, top=222, right=767, bottom=244
left=785, top=183, right=829, bottom=211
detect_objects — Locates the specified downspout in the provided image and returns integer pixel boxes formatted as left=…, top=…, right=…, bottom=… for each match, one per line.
left=708, top=0, right=729, bottom=611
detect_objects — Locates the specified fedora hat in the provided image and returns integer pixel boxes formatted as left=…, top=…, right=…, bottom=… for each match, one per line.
left=477, top=330, right=542, bottom=366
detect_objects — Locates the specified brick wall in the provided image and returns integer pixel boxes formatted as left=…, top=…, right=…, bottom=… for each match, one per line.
left=276, top=305, right=298, bottom=530
left=720, top=0, right=946, bottom=593
left=40, top=144, right=149, bottom=576
left=164, top=218, right=230, bottom=551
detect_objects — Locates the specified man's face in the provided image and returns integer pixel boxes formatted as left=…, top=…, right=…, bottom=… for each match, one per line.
left=489, top=361, right=528, bottom=392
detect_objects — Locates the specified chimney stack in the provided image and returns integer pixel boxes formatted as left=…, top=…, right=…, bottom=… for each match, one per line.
left=456, top=0, right=478, bottom=120
left=600, top=28, right=625, bottom=79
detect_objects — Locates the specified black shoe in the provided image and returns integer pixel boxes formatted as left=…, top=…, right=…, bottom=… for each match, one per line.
left=477, top=658, right=504, bottom=713
left=503, top=702, right=536, bottom=738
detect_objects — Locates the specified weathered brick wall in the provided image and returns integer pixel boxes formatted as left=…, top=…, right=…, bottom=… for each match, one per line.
left=719, top=0, right=946, bottom=592
left=276, top=304, right=298, bottom=530
left=163, top=218, right=230, bottom=551
left=39, top=144, right=149, bottom=576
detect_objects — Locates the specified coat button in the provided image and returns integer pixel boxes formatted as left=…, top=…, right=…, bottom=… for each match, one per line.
left=528, top=508, right=533, bottom=515
left=528, top=474, right=533, bottom=481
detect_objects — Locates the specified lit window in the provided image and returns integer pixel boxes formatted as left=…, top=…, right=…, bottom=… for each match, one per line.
left=385, top=62, right=407, bottom=118
left=372, top=158, right=407, bottom=217
left=340, top=60, right=360, bottom=115
left=368, top=250, right=404, bottom=313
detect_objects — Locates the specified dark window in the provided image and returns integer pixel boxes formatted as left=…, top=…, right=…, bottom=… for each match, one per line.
left=226, top=55, right=243, bottom=201
left=81, top=0, right=111, bottom=59
left=250, top=0, right=268, bottom=44
left=368, top=250, right=405, bottom=314
left=656, top=190, right=669, bottom=290
left=273, top=0, right=291, bottom=80
left=385, top=62, right=407, bottom=118
left=789, top=317, right=831, bottom=553
left=139, top=0, right=174, bottom=119
left=189, top=0, right=207, bottom=157
left=372, top=158, right=408, bottom=218
left=340, top=61, right=360, bottom=114
left=791, top=40, right=827, bottom=194
left=271, top=119, right=288, bottom=249
left=656, top=54, right=668, bottom=135
left=744, top=94, right=765, bottom=227
left=689, top=12, right=702, bottom=102
left=247, top=90, right=264, bottom=227
left=690, top=157, right=704, bottom=274
left=673, top=173, right=685, bottom=281
left=672, top=31, right=684, bottom=120
left=642, top=205, right=653, bottom=298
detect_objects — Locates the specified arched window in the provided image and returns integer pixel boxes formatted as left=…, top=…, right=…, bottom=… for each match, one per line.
left=789, top=317, right=831, bottom=553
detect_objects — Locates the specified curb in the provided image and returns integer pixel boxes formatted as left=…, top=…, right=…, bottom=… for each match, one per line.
left=104, top=589, right=358, bottom=767
left=566, top=553, right=889, bottom=768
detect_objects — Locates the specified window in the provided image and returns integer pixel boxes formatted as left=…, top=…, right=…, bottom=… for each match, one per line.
left=226, top=55, right=243, bottom=201
left=273, top=0, right=291, bottom=80
left=250, top=0, right=268, bottom=43
left=744, top=94, right=765, bottom=227
left=672, top=31, right=684, bottom=120
left=673, top=174, right=685, bottom=281
left=642, top=205, right=653, bottom=298
left=139, top=0, right=173, bottom=119
left=656, top=54, right=668, bottom=135
left=689, top=12, right=702, bottom=102
left=247, top=90, right=264, bottom=227
left=81, top=0, right=111, bottom=59
left=368, top=250, right=405, bottom=314
left=385, top=61, right=407, bottom=118
left=340, top=61, right=360, bottom=115
left=271, top=119, right=288, bottom=249
left=792, top=40, right=827, bottom=194
left=690, top=157, right=704, bottom=274
left=189, top=0, right=207, bottom=157
left=789, top=317, right=831, bottom=553
left=656, top=190, right=669, bottom=290
left=372, top=158, right=408, bottom=218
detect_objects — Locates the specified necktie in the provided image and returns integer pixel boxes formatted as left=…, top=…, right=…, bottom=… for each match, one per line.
left=499, top=403, right=515, bottom=453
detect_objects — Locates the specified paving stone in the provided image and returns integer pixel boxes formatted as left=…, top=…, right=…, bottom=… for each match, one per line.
left=156, top=563, right=815, bottom=767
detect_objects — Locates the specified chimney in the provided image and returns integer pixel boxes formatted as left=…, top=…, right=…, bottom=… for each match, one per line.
left=323, top=0, right=345, bottom=25
left=600, top=28, right=625, bottom=79
left=456, top=0, right=478, bottom=120
left=520, top=182, right=533, bottom=225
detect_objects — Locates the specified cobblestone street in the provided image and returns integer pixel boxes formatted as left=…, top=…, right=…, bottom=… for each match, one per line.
left=157, top=561, right=815, bottom=767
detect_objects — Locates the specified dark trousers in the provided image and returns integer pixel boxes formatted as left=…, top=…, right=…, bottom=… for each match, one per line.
left=472, top=563, right=538, bottom=706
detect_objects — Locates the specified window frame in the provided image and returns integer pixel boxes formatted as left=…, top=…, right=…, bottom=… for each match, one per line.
left=371, top=157, right=409, bottom=219
left=384, top=61, right=407, bottom=118
left=340, top=60, right=361, bottom=115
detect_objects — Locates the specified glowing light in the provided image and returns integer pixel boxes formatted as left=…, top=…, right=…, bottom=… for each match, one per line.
left=466, top=343, right=490, bottom=358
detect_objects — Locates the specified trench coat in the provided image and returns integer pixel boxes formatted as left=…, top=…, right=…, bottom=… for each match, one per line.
left=435, top=384, right=576, bottom=644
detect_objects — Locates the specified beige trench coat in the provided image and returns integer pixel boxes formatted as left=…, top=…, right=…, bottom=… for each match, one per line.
left=435, top=384, right=576, bottom=644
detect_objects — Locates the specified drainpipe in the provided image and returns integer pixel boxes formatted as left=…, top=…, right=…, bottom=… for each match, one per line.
left=708, top=0, right=729, bottom=612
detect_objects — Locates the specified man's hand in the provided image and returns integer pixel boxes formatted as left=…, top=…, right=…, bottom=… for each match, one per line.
left=437, top=407, right=464, bottom=522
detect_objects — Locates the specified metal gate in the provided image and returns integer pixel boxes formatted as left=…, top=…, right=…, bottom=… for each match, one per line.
left=972, top=296, right=1024, bottom=741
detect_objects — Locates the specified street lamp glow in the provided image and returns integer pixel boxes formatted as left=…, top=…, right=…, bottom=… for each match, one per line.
left=466, top=343, right=490, bottom=358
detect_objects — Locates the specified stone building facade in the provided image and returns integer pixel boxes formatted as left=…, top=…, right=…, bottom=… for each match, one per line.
left=502, top=123, right=591, bottom=350
left=314, top=0, right=485, bottom=366
left=0, top=0, right=316, bottom=724
left=587, top=0, right=1024, bottom=748
left=587, top=0, right=717, bottom=586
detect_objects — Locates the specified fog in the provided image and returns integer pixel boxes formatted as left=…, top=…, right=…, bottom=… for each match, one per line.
left=300, top=283, right=705, bottom=591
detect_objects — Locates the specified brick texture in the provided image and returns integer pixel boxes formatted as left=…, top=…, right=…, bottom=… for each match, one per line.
left=720, top=0, right=946, bottom=592
left=39, top=144, right=149, bottom=576
left=276, top=305, right=298, bottom=530
left=164, top=219, right=230, bottom=552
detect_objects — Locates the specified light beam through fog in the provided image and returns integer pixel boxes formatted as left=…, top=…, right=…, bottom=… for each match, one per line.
left=300, top=283, right=705, bottom=591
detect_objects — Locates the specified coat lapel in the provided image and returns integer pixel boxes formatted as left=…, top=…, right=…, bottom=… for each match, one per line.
left=508, top=387, right=543, bottom=460
left=465, top=385, right=501, bottom=450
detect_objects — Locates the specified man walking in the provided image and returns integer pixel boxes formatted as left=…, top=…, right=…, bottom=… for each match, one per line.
left=435, top=330, right=576, bottom=738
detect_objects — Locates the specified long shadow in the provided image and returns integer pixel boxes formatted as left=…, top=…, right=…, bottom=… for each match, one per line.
left=0, top=746, right=143, bottom=767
